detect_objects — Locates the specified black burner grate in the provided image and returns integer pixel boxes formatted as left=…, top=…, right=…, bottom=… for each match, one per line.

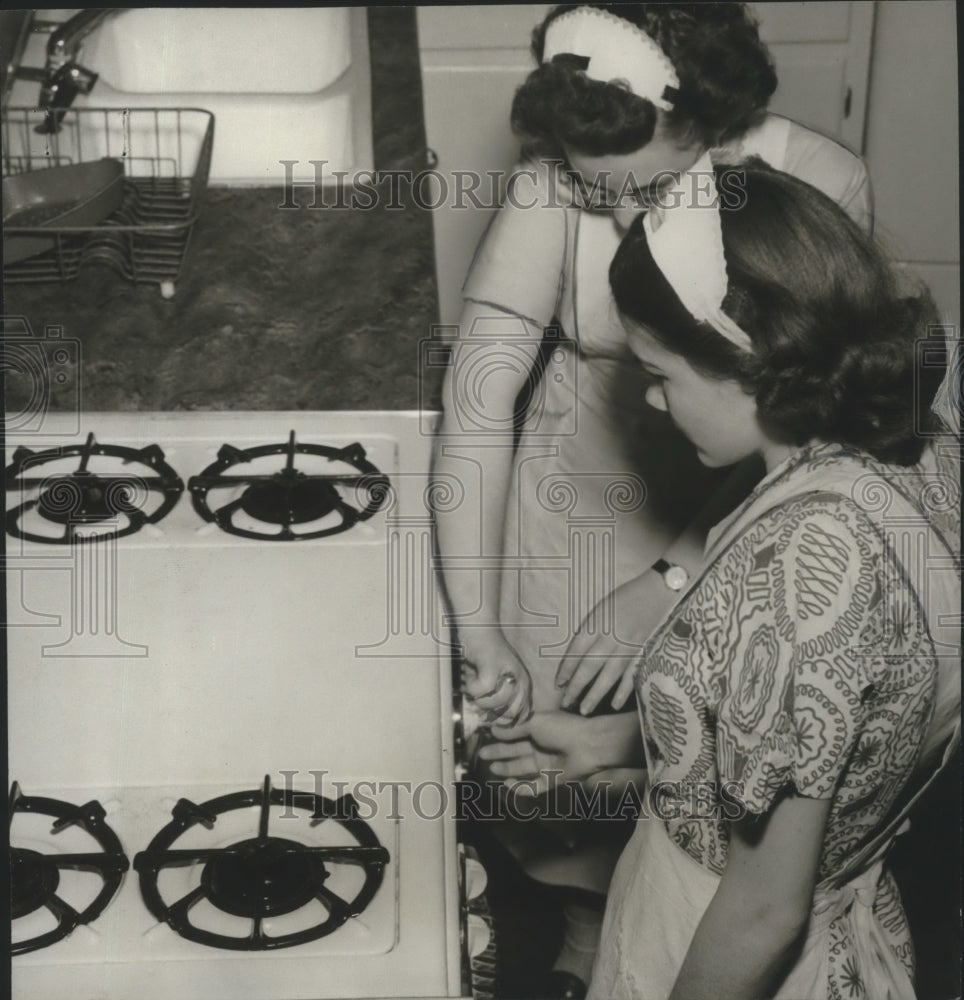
left=133, top=776, right=390, bottom=950
left=9, top=782, right=130, bottom=954
left=188, top=432, right=390, bottom=540
left=5, top=433, right=184, bottom=543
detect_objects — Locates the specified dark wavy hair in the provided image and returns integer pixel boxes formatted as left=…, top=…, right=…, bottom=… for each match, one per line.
left=511, top=3, right=777, bottom=158
left=609, top=162, right=946, bottom=466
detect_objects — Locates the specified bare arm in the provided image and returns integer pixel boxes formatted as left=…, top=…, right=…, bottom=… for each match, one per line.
left=558, top=454, right=765, bottom=712
left=433, top=299, right=544, bottom=723
left=669, top=792, right=831, bottom=1000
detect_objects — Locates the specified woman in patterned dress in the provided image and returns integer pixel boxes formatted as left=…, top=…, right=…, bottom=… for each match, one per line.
left=583, top=160, right=960, bottom=999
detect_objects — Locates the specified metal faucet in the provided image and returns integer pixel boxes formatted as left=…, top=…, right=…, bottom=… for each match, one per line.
left=10, top=9, right=117, bottom=132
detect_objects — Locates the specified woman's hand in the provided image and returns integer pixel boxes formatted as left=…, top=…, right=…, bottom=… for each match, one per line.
left=556, top=570, right=677, bottom=714
left=461, top=635, right=533, bottom=727
left=478, top=710, right=644, bottom=794
left=557, top=463, right=763, bottom=715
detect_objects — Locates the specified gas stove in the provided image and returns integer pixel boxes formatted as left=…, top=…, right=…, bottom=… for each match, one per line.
left=5, top=411, right=491, bottom=1000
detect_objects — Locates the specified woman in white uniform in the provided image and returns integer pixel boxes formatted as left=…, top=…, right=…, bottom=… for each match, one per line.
left=437, top=2, right=871, bottom=725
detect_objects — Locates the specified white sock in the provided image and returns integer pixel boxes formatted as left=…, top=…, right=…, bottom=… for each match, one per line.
left=551, top=903, right=603, bottom=983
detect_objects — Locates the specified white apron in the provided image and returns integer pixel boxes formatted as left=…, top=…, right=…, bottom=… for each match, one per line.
left=588, top=810, right=919, bottom=1000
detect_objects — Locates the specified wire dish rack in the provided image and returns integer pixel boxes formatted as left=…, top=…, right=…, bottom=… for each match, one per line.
left=2, top=107, right=214, bottom=298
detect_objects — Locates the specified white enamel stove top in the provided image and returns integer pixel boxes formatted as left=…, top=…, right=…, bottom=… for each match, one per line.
left=5, top=411, right=468, bottom=1000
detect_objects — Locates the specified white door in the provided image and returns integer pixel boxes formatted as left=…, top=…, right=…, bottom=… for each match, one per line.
left=754, top=1, right=875, bottom=150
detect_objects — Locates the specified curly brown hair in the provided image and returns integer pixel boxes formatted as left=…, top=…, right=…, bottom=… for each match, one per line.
left=511, top=3, right=777, bottom=158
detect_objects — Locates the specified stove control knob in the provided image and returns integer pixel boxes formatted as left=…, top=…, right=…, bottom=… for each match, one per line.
left=467, top=914, right=492, bottom=959
left=464, top=856, right=487, bottom=900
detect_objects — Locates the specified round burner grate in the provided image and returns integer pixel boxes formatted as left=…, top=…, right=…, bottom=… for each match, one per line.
left=188, top=432, right=389, bottom=541
left=238, top=477, right=341, bottom=526
left=11, top=847, right=61, bottom=918
left=5, top=434, right=184, bottom=544
left=134, top=775, right=390, bottom=950
left=8, top=783, right=130, bottom=954
left=201, top=836, right=329, bottom=918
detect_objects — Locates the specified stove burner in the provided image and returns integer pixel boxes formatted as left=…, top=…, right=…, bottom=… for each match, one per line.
left=37, top=471, right=138, bottom=524
left=134, top=776, right=390, bottom=950
left=8, top=782, right=130, bottom=954
left=201, top=836, right=329, bottom=918
left=11, top=848, right=61, bottom=918
left=5, top=433, right=184, bottom=543
left=239, top=478, right=340, bottom=526
left=188, top=431, right=390, bottom=540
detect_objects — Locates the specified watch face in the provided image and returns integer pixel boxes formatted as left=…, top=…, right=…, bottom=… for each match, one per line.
left=665, top=565, right=688, bottom=591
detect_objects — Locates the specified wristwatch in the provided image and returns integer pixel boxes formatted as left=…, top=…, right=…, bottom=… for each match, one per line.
left=652, top=558, right=689, bottom=591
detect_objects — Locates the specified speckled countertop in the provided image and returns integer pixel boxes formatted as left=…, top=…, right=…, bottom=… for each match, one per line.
left=3, top=6, right=441, bottom=413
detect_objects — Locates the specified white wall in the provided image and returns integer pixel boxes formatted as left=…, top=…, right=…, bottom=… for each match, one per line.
left=863, top=0, right=959, bottom=328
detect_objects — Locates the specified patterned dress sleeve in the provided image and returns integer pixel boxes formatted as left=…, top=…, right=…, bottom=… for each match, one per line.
left=714, top=496, right=881, bottom=814
left=461, top=159, right=569, bottom=328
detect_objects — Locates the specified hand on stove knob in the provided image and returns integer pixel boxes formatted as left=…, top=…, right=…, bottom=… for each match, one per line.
left=478, top=710, right=645, bottom=796
left=461, top=638, right=532, bottom=728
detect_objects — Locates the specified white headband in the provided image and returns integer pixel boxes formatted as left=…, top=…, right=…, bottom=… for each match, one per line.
left=643, top=152, right=753, bottom=352
left=542, top=7, right=679, bottom=111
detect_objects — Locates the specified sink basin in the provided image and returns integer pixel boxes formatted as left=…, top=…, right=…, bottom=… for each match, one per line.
left=6, top=8, right=374, bottom=187
left=83, top=8, right=352, bottom=95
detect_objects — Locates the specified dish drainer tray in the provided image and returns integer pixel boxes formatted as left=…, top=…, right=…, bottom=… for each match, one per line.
left=2, top=107, right=214, bottom=298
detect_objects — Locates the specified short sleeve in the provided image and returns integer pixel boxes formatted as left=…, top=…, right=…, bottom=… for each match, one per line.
left=782, top=120, right=874, bottom=232
left=715, top=498, right=879, bottom=814
left=461, top=160, right=569, bottom=328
